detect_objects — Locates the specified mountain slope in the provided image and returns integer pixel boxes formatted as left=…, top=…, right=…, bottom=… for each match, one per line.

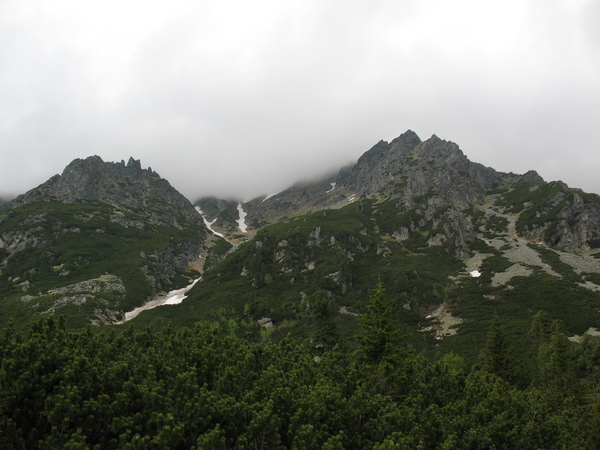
left=140, top=190, right=600, bottom=361
left=3, top=131, right=600, bottom=360
left=203, top=131, right=600, bottom=255
left=10, top=156, right=201, bottom=228
left=0, top=156, right=220, bottom=328
left=149, top=130, right=600, bottom=359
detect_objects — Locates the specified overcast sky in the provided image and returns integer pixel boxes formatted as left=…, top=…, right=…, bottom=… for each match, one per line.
left=1, top=0, right=599, bottom=201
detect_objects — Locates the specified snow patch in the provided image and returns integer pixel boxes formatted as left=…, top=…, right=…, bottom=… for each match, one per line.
left=326, top=182, right=336, bottom=193
left=237, top=203, right=247, bottom=233
left=347, top=194, right=356, bottom=203
left=117, top=278, right=201, bottom=323
left=470, top=270, right=482, bottom=278
left=261, top=192, right=280, bottom=203
left=195, top=206, right=225, bottom=238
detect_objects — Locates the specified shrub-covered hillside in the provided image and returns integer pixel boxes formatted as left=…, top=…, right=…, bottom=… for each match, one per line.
left=1, top=295, right=599, bottom=449
left=0, top=200, right=208, bottom=329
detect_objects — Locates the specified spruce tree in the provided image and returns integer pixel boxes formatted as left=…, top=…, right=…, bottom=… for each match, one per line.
left=529, top=310, right=552, bottom=385
left=308, top=291, right=339, bottom=350
left=539, top=320, right=577, bottom=391
left=356, top=280, right=398, bottom=365
left=478, top=314, right=522, bottom=385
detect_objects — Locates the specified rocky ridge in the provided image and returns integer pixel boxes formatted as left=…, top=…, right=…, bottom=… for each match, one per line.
left=4, top=131, right=600, bottom=333
left=137, top=136, right=600, bottom=345
left=9, top=156, right=200, bottom=229
left=200, top=130, right=600, bottom=257
left=0, top=156, right=217, bottom=327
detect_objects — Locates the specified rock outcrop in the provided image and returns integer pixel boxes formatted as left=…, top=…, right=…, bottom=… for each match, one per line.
left=0, top=156, right=214, bottom=326
left=215, top=132, right=501, bottom=257
left=517, top=187, right=600, bottom=251
left=195, top=197, right=241, bottom=233
left=9, top=156, right=200, bottom=229
left=202, top=130, right=600, bottom=256
left=339, top=131, right=499, bottom=209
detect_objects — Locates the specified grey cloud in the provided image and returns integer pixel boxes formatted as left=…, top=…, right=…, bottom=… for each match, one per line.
left=1, top=0, right=599, bottom=202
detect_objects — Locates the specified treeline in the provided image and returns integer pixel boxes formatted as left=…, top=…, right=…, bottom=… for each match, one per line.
left=1, top=286, right=599, bottom=448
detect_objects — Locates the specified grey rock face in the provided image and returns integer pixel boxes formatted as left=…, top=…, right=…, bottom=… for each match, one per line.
left=216, top=130, right=600, bottom=257
left=339, top=131, right=499, bottom=208
left=235, top=131, right=503, bottom=257
left=142, top=241, right=205, bottom=291
left=11, top=156, right=201, bottom=229
left=243, top=131, right=500, bottom=228
left=522, top=170, right=545, bottom=183
left=520, top=190, right=600, bottom=251
left=195, top=197, right=241, bottom=233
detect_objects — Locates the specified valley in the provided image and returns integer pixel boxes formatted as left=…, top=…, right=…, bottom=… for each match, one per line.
left=2, top=130, right=600, bottom=447
left=4, top=131, right=600, bottom=354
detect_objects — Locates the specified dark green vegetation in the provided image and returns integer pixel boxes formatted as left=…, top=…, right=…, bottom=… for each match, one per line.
left=133, top=199, right=466, bottom=348
left=4, top=133, right=600, bottom=446
left=2, top=303, right=599, bottom=448
left=0, top=201, right=206, bottom=329
left=133, top=197, right=600, bottom=366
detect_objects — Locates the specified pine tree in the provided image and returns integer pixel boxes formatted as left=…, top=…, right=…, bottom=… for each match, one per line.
left=529, top=310, right=552, bottom=385
left=356, top=281, right=399, bottom=365
left=539, top=320, right=577, bottom=391
left=308, top=291, right=339, bottom=350
left=478, top=314, right=522, bottom=385
left=529, top=310, right=552, bottom=349
left=354, top=280, right=414, bottom=398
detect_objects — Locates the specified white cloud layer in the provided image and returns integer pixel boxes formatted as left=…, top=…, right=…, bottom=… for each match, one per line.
left=1, top=0, right=599, bottom=201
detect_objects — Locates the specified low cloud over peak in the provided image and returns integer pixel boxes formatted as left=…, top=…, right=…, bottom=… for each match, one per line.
left=1, top=0, right=599, bottom=201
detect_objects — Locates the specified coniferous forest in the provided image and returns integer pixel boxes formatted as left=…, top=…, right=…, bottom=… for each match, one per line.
left=1, top=284, right=599, bottom=449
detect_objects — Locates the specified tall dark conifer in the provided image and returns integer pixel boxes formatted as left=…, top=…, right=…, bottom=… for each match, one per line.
left=478, top=314, right=521, bottom=385
left=529, top=310, right=552, bottom=385
left=308, top=291, right=339, bottom=350
left=356, top=281, right=398, bottom=365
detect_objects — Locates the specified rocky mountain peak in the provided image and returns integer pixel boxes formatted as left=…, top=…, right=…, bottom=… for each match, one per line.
left=353, top=130, right=421, bottom=168
left=522, top=170, right=545, bottom=183
left=196, top=129, right=600, bottom=258
left=340, top=132, right=499, bottom=206
left=0, top=155, right=215, bottom=327
left=416, top=135, right=465, bottom=161
left=10, top=156, right=201, bottom=229
left=390, top=128, right=422, bottom=147
left=126, top=156, right=145, bottom=173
